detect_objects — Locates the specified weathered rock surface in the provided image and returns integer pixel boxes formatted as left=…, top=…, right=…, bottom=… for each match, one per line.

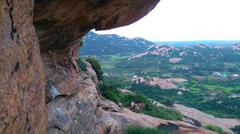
left=34, top=0, right=161, bottom=102
left=34, top=0, right=160, bottom=52
left=85, top=61, right=99, bottom=84
left=175, top=104, right=240, bottom=133
left=1, top=0, right=160, bottom=133
left=0, top=0, right=46, bottom=133
left=46, top=68, right=215, bottom=134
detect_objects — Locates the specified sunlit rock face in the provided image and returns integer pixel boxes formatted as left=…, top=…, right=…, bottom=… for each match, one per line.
left=0, top=0, right=160, bottom=133
left=0, top=0, right=46, bottom=133
left=33, top=0, right=160, bottom=109
left=34, top=0, right=160, bottom=100
left=45, top=64, right=214, bottom=134
left=34, top=0, right=160, bottom=51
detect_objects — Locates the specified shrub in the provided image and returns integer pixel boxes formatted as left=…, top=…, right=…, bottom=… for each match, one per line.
left=204, top=125, right=224, bottom=134
left=139, top=106, right=183, bottom=121
left=85, top=58, right=103, bottom=80
left=77, top=58, right=87, bottom=71
left=162, top=99, right=174, bottom=107
left=99, top=82, right=135, bottom=106
left=231, top=125, right=240, bottom=134
left=124, top=126, right=172, bottom=134
left=79, top=39, right=84, bottom=47
left=99, top=81, right=183, bottom=121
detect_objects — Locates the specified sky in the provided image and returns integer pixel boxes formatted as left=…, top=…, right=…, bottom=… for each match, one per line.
left=95, top=0, right=240, bottom=41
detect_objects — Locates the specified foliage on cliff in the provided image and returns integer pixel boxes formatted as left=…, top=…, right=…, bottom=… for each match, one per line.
left=99, top=78, right=183, bottom=121
left=203, top=125, right=225, bottom=134
left=231, top=125, right=240, bottom=134
left=77, top=58, right=87, bottom=71
left=124, top=127, right=172, bottom=134
left=85, top=58, right=104, bottom=80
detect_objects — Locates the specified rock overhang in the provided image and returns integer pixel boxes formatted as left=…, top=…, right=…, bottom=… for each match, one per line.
left=33, top=0, right=160, bottom=52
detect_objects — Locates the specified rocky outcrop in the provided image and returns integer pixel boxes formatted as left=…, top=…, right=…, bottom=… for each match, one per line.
left=34, top=0, right=161, bottom=103
left=1, top=0, right=160, bottom=133
left=34, top=0, right=160, bottom=52
left=46, top=66, right=215, bottom=134
left=175, top=104, right=240, bottom=133
left=0, top=0, right=46, bottom=133
left=33, top=0, right=163, bottom=133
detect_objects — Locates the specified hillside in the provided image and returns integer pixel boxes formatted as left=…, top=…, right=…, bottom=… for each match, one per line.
left=155, top=40, right=240, bottom=47
left=101, top=44, right=240, bottom=118
left=80, top=32, right=154, bottom=56
left=80, top=32, right=240, bottom=133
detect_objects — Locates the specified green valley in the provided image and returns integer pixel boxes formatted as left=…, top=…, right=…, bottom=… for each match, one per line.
left=80, top=32, right=240, bottom=119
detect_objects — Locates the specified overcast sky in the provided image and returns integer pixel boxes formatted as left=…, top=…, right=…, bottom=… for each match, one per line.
left=95, top=0, right=240, bottom=41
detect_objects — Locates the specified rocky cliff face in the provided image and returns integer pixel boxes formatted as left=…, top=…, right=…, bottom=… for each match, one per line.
left=34, top=0, right=160, bottom=52
left=0, top=0, right=215, bottom=133
left=0, top=0, right=159, bottom=133
left=46, top=62, right=214, bottom=134
left=0, top=1, right=46, bottom=133
left=34, top=0, right=160, bottom=101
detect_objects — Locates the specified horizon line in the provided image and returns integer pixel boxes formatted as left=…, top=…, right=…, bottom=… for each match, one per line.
left=153, top=40, right=240, bottom=42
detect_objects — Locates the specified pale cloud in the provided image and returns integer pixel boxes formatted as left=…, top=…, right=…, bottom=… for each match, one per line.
left=95, top=0, right=240, bottom=41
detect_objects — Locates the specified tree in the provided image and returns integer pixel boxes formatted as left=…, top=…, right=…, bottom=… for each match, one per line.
left=85, top=58, right=103, bottom=80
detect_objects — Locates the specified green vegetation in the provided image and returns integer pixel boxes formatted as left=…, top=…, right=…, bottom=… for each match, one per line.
left=85, top=58, right=103, bottom=80
left=77, top=58, right=87, bottom=71
left=124, top=126, right=172, bottom=134
left=231, top=125, right=240, bottom=134
left=203, top=125, right=224, bottom=134
left=77, top=39, right=87, bottom=71
left=80, top=32, right=152, bottom=56
left=81, top=33, right=240, bottom=118
left=90, top=46, right=240, bottom=118
left=99, top=81, right=183, bottom=121
left=162, top=99, right=174, bottom=107
left=130, top=84, right=240, bottom=118
left=78, top=57, right=183, bottom=121
left=79, top=39, right=84, bottom=47
left=99, top=82, right=135, bottom=107
left=138, top=105, right=182, bottom=121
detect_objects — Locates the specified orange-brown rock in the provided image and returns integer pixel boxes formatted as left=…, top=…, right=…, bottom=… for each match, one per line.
left=33, top=0, right=161, bottom=100
left=46, top=67, right=215, bottom=134
left=34, top=0, right=160, bottom=51
left=1, top=0, right=160, bottom=133
left=0, top=0, right=46, bottom=133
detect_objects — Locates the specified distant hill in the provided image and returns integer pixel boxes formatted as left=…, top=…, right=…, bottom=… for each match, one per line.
left=155, top=40, right=240, bottom=47
left=80, top=32, right=154, bottom=56
left=80, top=32, right=240, bottom=56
